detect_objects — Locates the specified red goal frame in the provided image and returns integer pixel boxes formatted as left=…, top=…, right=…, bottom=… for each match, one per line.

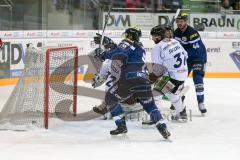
left=44, top=47, right=78, bottom=129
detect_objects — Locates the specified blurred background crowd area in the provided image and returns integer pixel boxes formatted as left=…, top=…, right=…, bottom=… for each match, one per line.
left=0, top=0, right=240, bottom=31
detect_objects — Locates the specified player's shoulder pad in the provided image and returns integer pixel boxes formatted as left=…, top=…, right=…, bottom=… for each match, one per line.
left=118, top=40, right=136, bottom=51
left=187, top=26, right=200, bottom=40
left=135, top=42, right=145, bottom=51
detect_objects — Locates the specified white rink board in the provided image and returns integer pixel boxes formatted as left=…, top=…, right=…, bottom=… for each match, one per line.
left=1, top=35, right=240, bottom=78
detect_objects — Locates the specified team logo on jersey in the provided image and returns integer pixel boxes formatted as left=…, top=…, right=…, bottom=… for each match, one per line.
left=182, top=37, right=187, bottom=41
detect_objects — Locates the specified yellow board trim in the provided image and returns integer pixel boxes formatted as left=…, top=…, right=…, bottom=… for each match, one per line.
left=0, top=73, right=239, bottom=86
left=189, top=72, right=240, bottom=78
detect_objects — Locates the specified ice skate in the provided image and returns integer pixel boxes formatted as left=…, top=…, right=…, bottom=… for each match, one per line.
left=142, top=120, right=155, bottom=126
left=171, top=108, right=188, bottom=122
left=110, top=122, right=128, bottom=135
left=92, top=102, right=108, bottom=115
left=198, top=103, right=207, bottom=117
left=156, top=121, right=171, bottom=139
left=142, top=120, right=155, bottom=128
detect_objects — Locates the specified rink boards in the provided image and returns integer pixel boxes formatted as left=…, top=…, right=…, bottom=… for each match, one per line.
left=0, top=30, right=240, bottom=86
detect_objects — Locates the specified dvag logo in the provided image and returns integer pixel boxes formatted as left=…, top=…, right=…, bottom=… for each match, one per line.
left=0, top=42, right=24, bottom=65
left=107, top=14, right=131, bottom=27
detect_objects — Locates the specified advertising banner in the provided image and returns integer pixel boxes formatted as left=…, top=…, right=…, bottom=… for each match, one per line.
left=103, top=12, right=240, bottom=32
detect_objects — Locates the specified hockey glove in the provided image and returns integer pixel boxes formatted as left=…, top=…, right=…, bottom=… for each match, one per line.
left=94, top=33, right=116, bottom=49
left=92, top=74, right=106, bottom=88
left=94, top=47, right=105, bottom=61
left=149, top=72, right=159, bottom=84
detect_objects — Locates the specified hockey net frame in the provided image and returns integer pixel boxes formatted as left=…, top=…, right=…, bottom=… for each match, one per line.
left=44, top=47, right=78, bottom=129
left=0, top=46, right=78, bottom=130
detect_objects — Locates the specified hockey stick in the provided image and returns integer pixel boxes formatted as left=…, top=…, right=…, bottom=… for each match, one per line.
left=169, top=8, right=181, bottom=30
left=88, top=3, right=113, bottom=74
left=100, top=4, right=113, bottom=49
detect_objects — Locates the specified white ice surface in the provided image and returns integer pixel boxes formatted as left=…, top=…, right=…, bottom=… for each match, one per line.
left=0, top=78, right=240, bottom=160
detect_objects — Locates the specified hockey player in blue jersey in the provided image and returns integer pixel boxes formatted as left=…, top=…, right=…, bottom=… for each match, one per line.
left=93, top=27, right=170, bottom=139
left=174, top=12, right=207, bottom=115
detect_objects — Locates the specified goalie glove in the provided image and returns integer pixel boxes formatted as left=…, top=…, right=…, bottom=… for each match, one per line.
left=149, top=72, right=159, bottom=84
left=94, top=33, right=116, bottom=50
left=153, top=76, right=175, bottom=95
left=92, top=74, right=106, bottom=88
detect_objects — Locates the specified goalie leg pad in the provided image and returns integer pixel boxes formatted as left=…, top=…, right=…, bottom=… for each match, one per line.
left=154, top=76, right=175, bottom=94
left=165, top=92, right=184, bottom=114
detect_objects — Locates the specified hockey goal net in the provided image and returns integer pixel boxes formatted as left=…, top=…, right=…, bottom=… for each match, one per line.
left=0, top=46, right=78, bottom=129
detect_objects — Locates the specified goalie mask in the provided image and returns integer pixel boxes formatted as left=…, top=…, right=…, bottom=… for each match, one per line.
left=150, top=25, right=166, bottom=44
left=124, top=27, right=142, bottom=42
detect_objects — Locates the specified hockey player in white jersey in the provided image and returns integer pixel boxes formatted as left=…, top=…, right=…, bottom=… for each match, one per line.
left=149, top=25, right=188, bottom=121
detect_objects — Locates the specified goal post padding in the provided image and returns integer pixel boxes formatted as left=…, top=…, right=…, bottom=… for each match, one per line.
left=0, top=46, right=78, bottom=129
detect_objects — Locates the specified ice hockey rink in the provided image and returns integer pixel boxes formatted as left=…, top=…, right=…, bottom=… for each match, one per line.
left=0, top=78, right=239, bottom=160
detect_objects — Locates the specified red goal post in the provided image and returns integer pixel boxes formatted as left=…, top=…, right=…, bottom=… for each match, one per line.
left=44, top=47, right=78, bottom=129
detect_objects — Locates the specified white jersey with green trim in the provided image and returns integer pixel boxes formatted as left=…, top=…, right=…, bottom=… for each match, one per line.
left=151, top=38, right=188, bottom=81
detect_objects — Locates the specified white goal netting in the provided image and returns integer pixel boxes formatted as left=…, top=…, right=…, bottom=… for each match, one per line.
left=0, top=46, right=78, bottom=130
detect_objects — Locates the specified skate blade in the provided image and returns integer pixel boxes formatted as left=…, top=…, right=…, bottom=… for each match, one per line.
left=111, top=133, right=129, bottom=140
left=159, top=135, right=172, bottom=142
left=141, top=124, right=155, bottom=129
left=201, top=113, right=206, bottom=117
left=0, top=128, right=27, bottom=132
left=171, top=119, right=188, bottom=123
left=164, top=138, right=173, bottom=142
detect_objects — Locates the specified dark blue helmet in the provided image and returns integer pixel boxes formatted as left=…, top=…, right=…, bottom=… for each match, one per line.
left=150, top=25, right=166, bottom=38
left=124, top=27, right=142, bottom=42
left=176, top=12, right=188, bottom=21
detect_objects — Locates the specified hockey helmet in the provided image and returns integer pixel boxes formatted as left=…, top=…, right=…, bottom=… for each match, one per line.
left=176, top=12, right=188, bottom=21
left=150, top=25, right=166, bottom=38
left=164, top=25, right=173, bottom=32
left=124, top=27, right=142, bottom=42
